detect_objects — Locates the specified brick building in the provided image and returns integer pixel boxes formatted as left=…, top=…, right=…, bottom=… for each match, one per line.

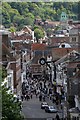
left=2, top=32, right=22, bottom=95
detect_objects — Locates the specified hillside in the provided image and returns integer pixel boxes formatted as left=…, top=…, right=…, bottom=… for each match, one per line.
left=2, top=2, right=79, bottom=29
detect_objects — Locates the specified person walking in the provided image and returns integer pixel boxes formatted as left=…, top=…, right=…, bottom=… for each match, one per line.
left=21, top=95, right=24, bottom=101
left=30, top=93, right=33, bottom=99
left=43, top=96, right=45, bottom=101
left=39, top=94, right=42, bottom=101
left=24, top=94, right=27, bottom=100
left=55, top=114, right=60, bottom=120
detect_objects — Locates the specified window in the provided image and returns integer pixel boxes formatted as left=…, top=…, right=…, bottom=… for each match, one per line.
left=34, top=68, right=38, bottom=72
left=72, top=37, right=76, bottom=42
left=8, top=77, right=11, bottom=88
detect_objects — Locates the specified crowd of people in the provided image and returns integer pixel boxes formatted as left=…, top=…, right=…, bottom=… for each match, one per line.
left=21, top=77, right=51, bottom=101
left=19, top=76, right=65, bottom=119
left=21, top=76, right=64, bottom=106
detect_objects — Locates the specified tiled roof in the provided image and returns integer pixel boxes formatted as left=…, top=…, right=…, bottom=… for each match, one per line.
left=2, top=43, right=12, bottom=57
left=45, top=20, right=60, bottom=25
left=52, top=48, right=78, bottom=61
left=2, top=43, right=20, bottom=60
left=22, top=26, right=32, bottom=34
left=51, top=36, right=70, bottom=43
left=12, top=42, right=31, bottom=51
left=31, top=43, right=46, bottom=51
left=67, top=62, right=80, bottom=68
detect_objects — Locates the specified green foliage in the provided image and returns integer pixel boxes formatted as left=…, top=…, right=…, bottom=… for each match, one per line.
left=9, top=26, right=16, bottom=32
left=34, top=28, right=45, bottom=42
left=2, top=2, right=78, bottom=28
left=2, top=8, right=11, bottom=27
left=33, top=25, right=40, bottom=30
left=1, top=68, right=24, bottom=120
left=9, top=9, right=20, bottom=22
left=2, top=67, right=7, bottom=79
left=46, top=28, right=53, bottom=36
left=2, top=87, right=24, bottom=120
left=24, top=13, right=35, bottom=25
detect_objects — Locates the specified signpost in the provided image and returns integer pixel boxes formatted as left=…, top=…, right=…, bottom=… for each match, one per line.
left=39, top=58, right=46, bottom=65
left=39, top=57, right=56, bottom=83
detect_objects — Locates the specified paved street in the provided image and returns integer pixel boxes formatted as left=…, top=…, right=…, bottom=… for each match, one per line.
left=22, top=95, right=62, bottom=119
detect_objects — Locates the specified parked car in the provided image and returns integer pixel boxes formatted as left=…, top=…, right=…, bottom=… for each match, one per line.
left=41, top=102, right=48, bottom=109
left=45, top=106, right=57, bottom=113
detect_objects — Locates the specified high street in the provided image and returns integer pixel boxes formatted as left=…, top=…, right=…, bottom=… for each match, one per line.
left=22, top=94, right=62, bottom=119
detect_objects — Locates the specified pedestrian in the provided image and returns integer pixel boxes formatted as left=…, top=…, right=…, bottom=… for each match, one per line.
left=36, top=92, right=38, bottom=98
left=24, top=94, right=27, bottom=100
left=30, top=93, right=33, bottom=99
left=56, top=100, right=59, bottom=105
left=17, top=95, right=20, bottom=102
left=19, top=100, right=22, bottom=110
left=55, top=114, right=60, bottom=120
left=43, top=96, right=45, bottom=101
left=21, top=95, right=24, bottom=101
left=39, top=94, right=42, bottom=101
left=49, top=94, right=52, bottom=100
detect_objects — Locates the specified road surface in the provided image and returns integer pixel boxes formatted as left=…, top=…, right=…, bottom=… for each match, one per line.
left=22, top=95, right=62, bottom=120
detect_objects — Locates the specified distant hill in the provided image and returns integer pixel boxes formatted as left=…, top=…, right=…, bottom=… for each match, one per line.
left=2, top=2, right=79, bottom=29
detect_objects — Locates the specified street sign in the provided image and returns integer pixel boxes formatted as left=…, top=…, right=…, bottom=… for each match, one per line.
left=39, top=58, right=46, bottom=65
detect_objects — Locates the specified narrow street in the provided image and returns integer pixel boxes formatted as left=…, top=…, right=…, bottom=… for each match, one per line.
left=22, top=94, right=62, bottom=119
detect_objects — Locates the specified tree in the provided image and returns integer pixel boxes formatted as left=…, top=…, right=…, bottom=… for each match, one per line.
left=46, top=28, right=53, bottom=37
left=34, top=28, right=45, bottom=42
left=24, top=13, right=35, bottom=25
left=2, top=2, right=11, bottom=10
left=2, top=87, right=24, bottom=120
left=2, top=8, right=11, bottom=27
left=1, top=68, right=24, bottom=120
left=33, top=25, right=40, bottom=30
left=13, top=15, right=24, bottom=26
left=2, top=67, right=7, bottom=79
left=2, top=2, right=79, bottom=27
left=9, top=26, right=16, bottom=32
left=9, top=8, right=20, bottom=22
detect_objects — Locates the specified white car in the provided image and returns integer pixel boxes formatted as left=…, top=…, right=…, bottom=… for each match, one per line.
left=45, top=106, right=58, bottom=113
left=41, top=102, right=48, bottom=109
